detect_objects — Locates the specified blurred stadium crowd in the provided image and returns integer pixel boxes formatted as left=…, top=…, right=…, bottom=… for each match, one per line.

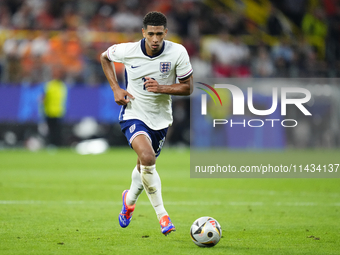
left=1, top=0, right=340, bottom=86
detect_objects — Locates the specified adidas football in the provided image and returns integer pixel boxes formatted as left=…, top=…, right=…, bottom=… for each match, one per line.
left=190, top=216, right=222, bottom=247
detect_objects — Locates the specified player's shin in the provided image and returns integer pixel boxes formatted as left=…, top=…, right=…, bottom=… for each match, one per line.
left=140, top=164, right=168, bottom=221
left=126, top=166, right=144, bottom=206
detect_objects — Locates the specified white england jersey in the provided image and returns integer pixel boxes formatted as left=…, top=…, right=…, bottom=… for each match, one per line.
left=106, top=38, right=193, bottom=130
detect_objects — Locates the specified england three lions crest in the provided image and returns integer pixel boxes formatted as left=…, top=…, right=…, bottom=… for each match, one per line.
left=160, top=62, right=171, bottom=74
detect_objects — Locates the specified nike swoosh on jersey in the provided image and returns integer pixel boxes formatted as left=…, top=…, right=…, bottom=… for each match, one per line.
left=131, top=65, right=140, bottom=68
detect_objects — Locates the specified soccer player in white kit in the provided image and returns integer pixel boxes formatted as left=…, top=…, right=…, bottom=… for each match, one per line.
left=100, top=11, right=193, bottom=236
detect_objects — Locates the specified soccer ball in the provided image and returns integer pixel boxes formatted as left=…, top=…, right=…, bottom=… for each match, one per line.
left=190, top=216, right=222, bottom=247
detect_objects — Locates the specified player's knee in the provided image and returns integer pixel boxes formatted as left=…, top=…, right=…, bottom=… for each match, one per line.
left=139, top=151, right=155, bottom=166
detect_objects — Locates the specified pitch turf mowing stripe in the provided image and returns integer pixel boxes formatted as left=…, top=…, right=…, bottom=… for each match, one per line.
left=1, top=200, right=340, bottom=206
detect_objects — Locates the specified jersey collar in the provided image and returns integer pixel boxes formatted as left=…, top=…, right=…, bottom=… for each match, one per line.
left=141, top=38, right=165, bottom=58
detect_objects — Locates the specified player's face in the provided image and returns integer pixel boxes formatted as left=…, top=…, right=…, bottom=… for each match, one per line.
left=142, top=25, right=168, bottom=56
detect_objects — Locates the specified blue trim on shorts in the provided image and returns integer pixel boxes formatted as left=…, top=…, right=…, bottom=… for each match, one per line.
left=120, top=119, right=168, bottom=157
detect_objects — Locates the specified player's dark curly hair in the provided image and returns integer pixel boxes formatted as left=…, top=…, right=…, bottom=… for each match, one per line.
left=143, top=11, right=167, bottom=29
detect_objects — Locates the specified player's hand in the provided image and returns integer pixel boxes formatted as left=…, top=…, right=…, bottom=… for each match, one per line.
left=144, top=77, right=161, bottom=93
left=113, top=88, right=134, bottom=105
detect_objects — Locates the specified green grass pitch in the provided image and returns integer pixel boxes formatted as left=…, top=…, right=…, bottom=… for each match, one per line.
left=0, top=148, right=339, bottom=255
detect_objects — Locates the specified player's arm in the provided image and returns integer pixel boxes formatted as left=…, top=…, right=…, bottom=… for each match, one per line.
left=144, top=74, right=193, bottom=96
left=100, top=52, right=134, bottom=105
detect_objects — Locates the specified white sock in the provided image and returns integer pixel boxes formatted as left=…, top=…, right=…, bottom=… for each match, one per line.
left=140, top=164, right=168, bottom=221
left=126, top=166, right=144, bottom=206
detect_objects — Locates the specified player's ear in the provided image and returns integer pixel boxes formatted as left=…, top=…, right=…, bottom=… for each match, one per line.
left=142, top=28, right=146, bottom=38
left=164, top=28, right=168, bottom=37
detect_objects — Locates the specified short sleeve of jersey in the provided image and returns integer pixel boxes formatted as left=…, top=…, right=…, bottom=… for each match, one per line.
left=176, top=46, right=193, bottom=80
left=106, top=44, right=126, bottom=63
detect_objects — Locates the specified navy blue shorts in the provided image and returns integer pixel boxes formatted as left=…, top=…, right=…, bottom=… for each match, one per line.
left=120, top=119, right=168, bottom=158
